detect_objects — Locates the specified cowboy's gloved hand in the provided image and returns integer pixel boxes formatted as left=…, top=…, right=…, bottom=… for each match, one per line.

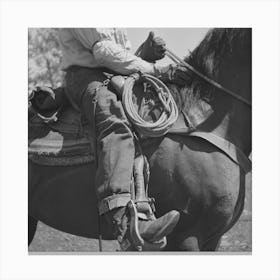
left=139, top=32, right=166, bottom=62
left=155, top=64, right=190, bottom=86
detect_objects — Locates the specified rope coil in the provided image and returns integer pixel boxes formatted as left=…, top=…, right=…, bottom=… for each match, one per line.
left=122, top=73, right=178, bottom=137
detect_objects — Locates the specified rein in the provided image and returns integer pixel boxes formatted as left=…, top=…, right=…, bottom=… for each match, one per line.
left=166, top=48, right=252, bottom=107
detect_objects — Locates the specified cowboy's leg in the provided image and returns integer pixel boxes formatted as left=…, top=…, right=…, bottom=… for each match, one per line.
left=64, top=67, right=133, bottom=213
left=82, top=84, right=181, bottom=249
left=65, top=67, right=180, bottom=249
left=82, top=84, right=134, bottom=213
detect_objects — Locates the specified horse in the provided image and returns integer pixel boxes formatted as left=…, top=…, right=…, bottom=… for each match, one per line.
left=28, top=28, right=252, bottom=251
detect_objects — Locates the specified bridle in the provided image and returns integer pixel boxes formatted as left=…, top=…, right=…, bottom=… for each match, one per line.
left=166, top=48, right=252, bottom=108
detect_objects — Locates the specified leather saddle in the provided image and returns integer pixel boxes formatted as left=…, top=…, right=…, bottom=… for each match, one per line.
left=28, top=84, right=194, bottom=167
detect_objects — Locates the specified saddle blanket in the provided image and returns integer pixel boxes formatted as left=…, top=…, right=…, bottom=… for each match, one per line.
left=28, top=107, right=95, bottom=166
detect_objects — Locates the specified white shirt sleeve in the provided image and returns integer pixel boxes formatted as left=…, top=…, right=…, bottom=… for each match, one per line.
left=70, top=28, right=155, bottom=75
left=93, top=40, right=155, bottom=75
left=70, top=28, right=103, bottom=51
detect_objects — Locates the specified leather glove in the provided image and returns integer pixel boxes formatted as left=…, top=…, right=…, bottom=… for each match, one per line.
left=155, top=64, right=191, bottom=86
left=139, top=31, right=166, bottom=62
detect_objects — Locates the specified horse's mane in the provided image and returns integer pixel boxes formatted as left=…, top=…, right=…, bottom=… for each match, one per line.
left=170, top=28, right=252, bottom=113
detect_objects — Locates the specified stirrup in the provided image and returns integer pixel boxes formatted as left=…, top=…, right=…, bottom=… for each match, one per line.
left=119, top=200, right=167, bottom=251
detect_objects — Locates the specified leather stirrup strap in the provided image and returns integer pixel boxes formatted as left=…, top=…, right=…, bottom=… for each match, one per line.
left=133, top=155, right=153, bottom=218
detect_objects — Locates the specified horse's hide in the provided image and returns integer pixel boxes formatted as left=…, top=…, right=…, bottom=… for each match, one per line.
left=28, top=107, right=95, bottom=166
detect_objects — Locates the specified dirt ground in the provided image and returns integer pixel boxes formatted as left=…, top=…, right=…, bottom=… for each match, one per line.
left=29, top=174, right=251, bottom=253
left=29, top=211, right=251, bottom=253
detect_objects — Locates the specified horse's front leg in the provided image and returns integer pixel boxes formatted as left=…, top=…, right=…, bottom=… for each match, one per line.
left=28, top=215, right=38, bottom=246
left=163, top=213, right=201, bottom=251
left=164, top=212, right=223, bottom=251
left=170, top=235, right=221, bottom=251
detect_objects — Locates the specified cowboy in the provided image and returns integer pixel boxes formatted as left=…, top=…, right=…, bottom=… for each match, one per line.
left=59, top=28, right=188, bottom=250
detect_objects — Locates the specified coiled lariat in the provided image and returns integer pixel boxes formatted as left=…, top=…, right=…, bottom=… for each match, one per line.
left=122, top=73, right=178, bottom=138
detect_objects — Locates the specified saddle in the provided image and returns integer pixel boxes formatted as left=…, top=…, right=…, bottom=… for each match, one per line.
left=28, top=84, right=192, bottom=167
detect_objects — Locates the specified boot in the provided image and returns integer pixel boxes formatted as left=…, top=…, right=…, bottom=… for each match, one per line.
left=138, top=210, right=180, bottom=242
left=105, top=206, right=180, bottom=248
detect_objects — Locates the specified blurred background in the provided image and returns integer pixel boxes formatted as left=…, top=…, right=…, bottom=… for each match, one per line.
left=28, top=28, right=63, bottom=91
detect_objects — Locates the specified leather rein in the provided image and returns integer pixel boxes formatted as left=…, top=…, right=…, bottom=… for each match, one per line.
left=166, top=48, right=252, bottom=108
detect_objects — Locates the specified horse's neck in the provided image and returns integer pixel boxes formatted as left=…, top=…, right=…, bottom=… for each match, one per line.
left=227, top=103, right=251, bottom=157
left=193, top=98, right=251, bottom=157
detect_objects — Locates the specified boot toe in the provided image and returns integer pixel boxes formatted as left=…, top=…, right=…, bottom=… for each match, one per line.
left=139, top=210, right=180, bottom=242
